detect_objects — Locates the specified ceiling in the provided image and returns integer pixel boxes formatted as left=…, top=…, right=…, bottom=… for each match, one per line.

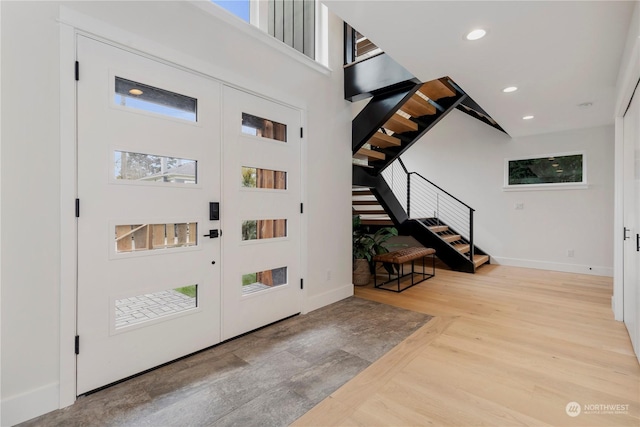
left=323, top=1, right=635, bottom=138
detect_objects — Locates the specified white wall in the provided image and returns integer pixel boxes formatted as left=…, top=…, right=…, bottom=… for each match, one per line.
left=1, top=1, right=352, bottom=424
left=401, top=111, right=614, bottom=275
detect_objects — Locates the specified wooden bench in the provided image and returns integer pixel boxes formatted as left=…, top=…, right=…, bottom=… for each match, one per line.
left=373, top=247, right=436, bottom=292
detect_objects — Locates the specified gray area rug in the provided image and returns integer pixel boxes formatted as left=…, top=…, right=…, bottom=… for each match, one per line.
left=21, top=297, right=432, bottom=427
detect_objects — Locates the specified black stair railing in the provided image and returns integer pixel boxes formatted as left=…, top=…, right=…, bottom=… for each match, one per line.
left=381, top=158, right=476, bottom=262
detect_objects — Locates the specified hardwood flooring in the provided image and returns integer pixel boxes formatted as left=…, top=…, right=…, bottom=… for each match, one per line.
left=293, top=264, right=640, bottom=426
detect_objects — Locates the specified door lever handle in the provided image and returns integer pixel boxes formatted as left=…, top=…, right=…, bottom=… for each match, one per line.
left=203, top=229, right=221, bottom=239
left=637, top=234, right=639, bottom=252
left=624, top=227, right=630, bottom=240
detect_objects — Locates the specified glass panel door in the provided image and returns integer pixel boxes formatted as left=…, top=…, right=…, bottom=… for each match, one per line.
left=76, top=36, right=222, bottom=394
left=221, top=86, right=302, bottom=340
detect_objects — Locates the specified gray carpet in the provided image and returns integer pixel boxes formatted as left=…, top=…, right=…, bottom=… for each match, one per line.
left=21, top=297, right=432, bottom=427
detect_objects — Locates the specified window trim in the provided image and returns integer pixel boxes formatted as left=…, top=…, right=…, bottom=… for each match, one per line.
left=503, top=151, right=588, bottom=191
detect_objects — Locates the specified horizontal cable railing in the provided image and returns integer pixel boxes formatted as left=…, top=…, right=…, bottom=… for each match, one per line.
left=381, top=160, right=408, bottom=213
left=381, top=158, right=475, bottom=261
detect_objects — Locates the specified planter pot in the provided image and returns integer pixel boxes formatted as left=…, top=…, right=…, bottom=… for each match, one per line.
left=353, top=258, right=371, bottom=286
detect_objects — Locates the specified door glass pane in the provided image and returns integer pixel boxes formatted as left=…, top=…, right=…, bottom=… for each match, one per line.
left=242, top=267, right=287, bottom=295
left=115, top=285, right=197, bottom=329
left=242, top=166, right=287, bottom=189
left=114, top=76, right=197, bottom=121
left=241, top=113, right=287, bottom=142
left=242, top=219, right=287, bottom=241
left=115, top=151, right=197, bottom=184
left=115, top=223, right=197, bottom=253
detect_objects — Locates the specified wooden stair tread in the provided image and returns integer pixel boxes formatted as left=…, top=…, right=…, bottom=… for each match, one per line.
left=356, top=38, right=378, bottom=56
left=353, top=209, right=387, bottom=215
left=356, top=147, right=385, bottom=161
left=352, top=188, right=373, bottom=196
left=360, top=219, right=394, bottom=226
left=352, top=199, right=380, bottom=205
left=428, top=225, right=449, bottom=233
left=368, top=132, right=401, bottom=148
left=452, top=243, right=471, bottom=254
left=473, top=254, right=490, bottom=268
left=383, top=114, right=418, bottom=134
left=419, top=78, right=456, bottom=101
left=441, top=234, right=461, bottom=243
left=402, top=95, right=436, bottom=117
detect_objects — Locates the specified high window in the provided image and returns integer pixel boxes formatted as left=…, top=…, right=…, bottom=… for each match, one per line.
left=211, top=0, right=318, bottom=60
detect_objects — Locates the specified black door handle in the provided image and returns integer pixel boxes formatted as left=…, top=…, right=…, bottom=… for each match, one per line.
left=203, top=229, right=221, bottom=239
left=637, top=234, right=639, bottom=252
left=624, top=227, right=630, bottom=240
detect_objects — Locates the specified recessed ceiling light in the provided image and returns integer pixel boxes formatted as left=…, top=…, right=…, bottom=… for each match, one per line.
left=552, top=163, right=559, bottom=167
left=466, top=29, right=486, bottom=41
left=577, top=102, right=593, bottom=108
left=129, top=88, right=143, bottom=96
left=522, top=115, right=534, bottom=120
left=503, top=86, right=518, bottom=93
left=556, top=169, right=564, bottom=173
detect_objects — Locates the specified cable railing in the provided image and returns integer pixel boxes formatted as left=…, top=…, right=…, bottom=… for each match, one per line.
left=382, top=158, right=475, bottom=262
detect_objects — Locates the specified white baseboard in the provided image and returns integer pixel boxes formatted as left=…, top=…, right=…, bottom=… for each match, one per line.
left=492, top=256, right=613, bottom=277
left=1, top=382, right=59, bottom=426
left=302, top=283, right=353, bottom=314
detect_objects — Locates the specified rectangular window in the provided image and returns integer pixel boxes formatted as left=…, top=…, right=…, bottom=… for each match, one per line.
left=241, top=166, right=287, bottom=189
left=241, top=112, right=287, bottom=142
left=115, top=151, right=197, bottom=184
left=505, top=153, right=586, bottom=189
left=242, top=219, right=287, bottom=241
left=242, top=266, right=287, bottom=295
left=115, top=285, right=197, bottom=329
left=114, top=77, right=197, bottom=121
left=268, top=0, right=315, bottom=59
left=115, top=223, right=197, bottom=253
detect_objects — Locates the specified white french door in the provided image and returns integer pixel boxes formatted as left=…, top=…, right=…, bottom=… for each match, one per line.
left=76, top=36, right=222, bottom=394
left=623, top=88, right=640, bottom=360
left=221, top=86, right=302, bottom=340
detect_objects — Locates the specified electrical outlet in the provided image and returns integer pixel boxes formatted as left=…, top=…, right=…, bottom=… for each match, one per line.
left=515, top=203, right=524, bottom=210
left=567, top=249, right=575, bottom=257
left=326, top=270, right=332, bottom=281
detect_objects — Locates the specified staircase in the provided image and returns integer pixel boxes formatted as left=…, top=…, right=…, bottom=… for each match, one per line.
left=352, top=187, right=392, bottom=227
left=352, top=160, right=490, bottom=273
left=346, top=24, right=495, bottom=273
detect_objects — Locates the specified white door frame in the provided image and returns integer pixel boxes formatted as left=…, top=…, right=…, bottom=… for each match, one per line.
left=59, top=10, right=308, bottom=409
left=613, top=31, right=640, bottom=325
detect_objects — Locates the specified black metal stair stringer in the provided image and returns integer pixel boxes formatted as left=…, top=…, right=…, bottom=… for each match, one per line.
left=352, top=84, right=422, bottom=155
left=403, top=220, right=480, bottom=273
left=372, top=91, right=468, bottom=175
left=353, top=165, right=407, bottom=227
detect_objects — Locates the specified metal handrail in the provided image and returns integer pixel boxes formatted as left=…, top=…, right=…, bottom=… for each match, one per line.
left=384, top=158, right=476, bottom=262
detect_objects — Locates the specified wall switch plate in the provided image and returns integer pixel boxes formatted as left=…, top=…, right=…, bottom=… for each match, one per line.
left=515, top=203, right=524, bottom=210
left=567, top=249, right=575, bottom=257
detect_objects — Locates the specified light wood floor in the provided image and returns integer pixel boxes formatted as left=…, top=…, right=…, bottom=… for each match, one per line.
left=293, top=264, right=640, bottom=426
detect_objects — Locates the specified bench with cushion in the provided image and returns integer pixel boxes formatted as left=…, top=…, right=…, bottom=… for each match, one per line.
left=373, top=247, right=436, bottom=292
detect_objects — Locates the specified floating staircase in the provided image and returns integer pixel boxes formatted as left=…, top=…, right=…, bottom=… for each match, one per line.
left=351, top=165, right=490, bottom=273
left=346, top=25, right=498, bottom=273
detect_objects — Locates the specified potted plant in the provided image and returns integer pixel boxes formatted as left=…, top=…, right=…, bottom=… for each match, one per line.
left=352, top=215, right=398, bottom=286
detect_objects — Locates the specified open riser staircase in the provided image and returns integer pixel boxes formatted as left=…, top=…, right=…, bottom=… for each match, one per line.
left=352, top=78, right=467, bottom=176
left=353, top=161, right=489, bottom=273
left=346, top=24, right=494, bottom=273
